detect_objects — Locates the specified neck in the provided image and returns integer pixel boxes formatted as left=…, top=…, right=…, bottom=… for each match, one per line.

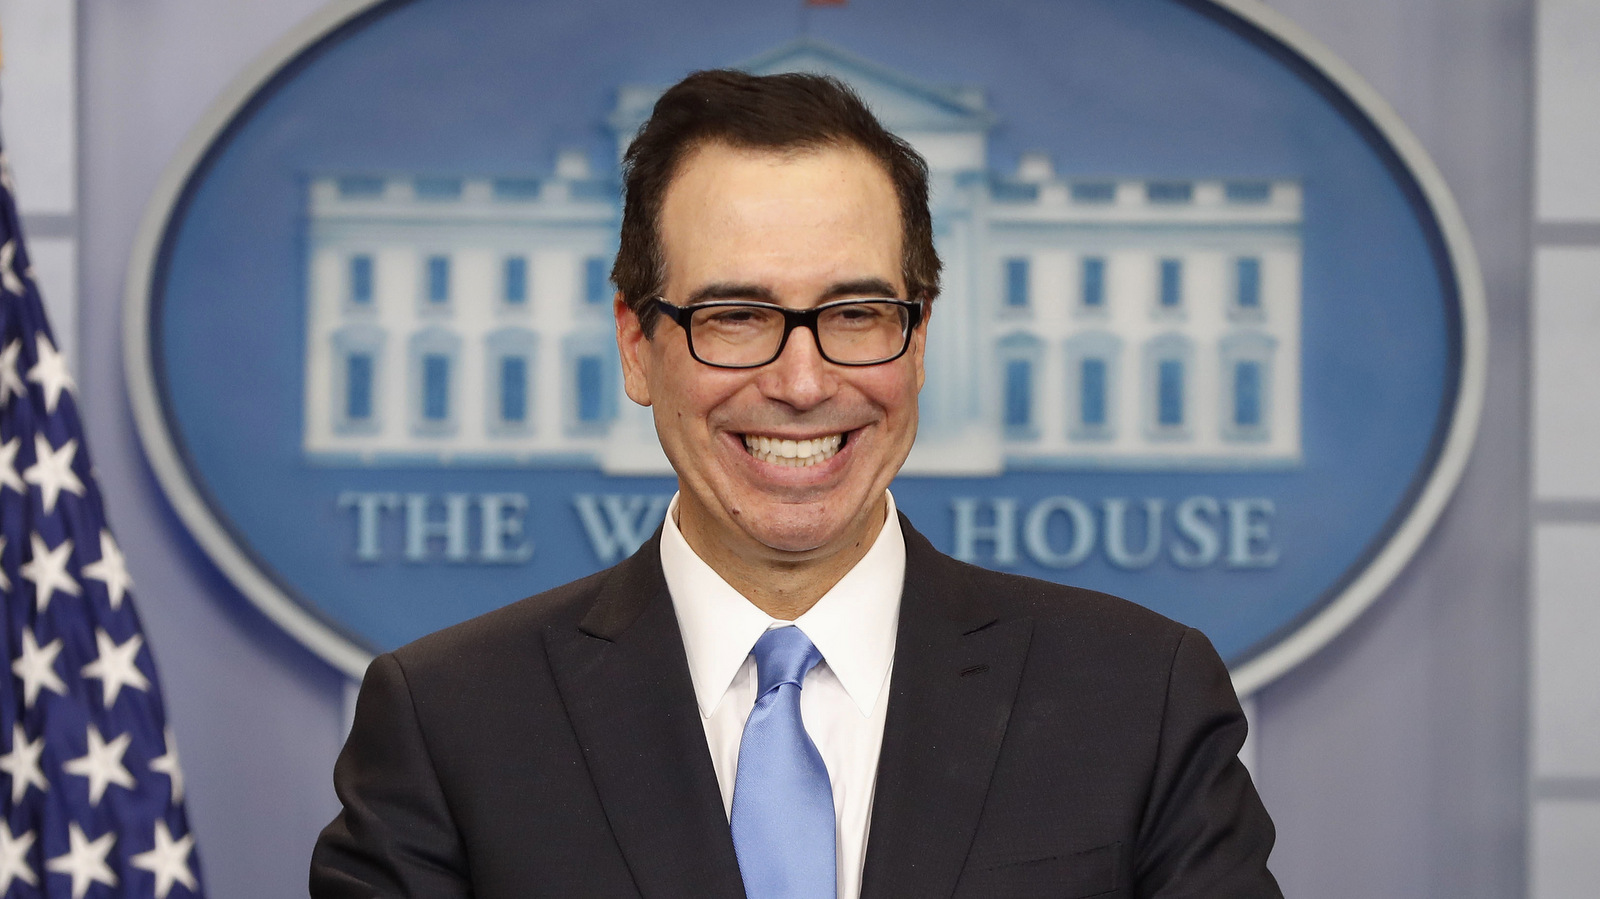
left=676, top=498, right=888, bottom=620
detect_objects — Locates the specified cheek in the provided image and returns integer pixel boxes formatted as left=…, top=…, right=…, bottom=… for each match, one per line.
left=655, top=367, right=750, bottom=430
left=865, top=369, right=922, bottom=416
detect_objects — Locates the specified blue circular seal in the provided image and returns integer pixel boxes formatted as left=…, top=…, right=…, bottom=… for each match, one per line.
left=125, top=0, right=1485, bottom=692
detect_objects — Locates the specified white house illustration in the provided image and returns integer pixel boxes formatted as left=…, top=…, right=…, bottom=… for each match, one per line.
left=302, top=39, right=1302, bottom=474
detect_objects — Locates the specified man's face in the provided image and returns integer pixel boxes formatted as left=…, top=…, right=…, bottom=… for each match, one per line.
left=616, top=141, right=926, bottom=565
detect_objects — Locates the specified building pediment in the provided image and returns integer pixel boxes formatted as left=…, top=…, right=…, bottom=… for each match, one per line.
left=608, top=38, right=995, bottom=145
left=740, top=38, right=995, bottom=133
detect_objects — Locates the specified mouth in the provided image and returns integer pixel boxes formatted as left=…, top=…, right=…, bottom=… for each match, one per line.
left=742, top=432, right=846, bottom=468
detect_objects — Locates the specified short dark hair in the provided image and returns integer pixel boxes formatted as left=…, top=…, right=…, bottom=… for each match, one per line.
left=612, top=69, right=941, bottom=334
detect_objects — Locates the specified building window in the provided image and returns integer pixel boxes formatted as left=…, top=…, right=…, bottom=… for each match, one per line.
left=1159, top=258, right=1183, bottom=309
left=577, top=356, right=606, bottom=422
left=409, top=328, right=460, bottom=435
left=1233, top=361, right=1262, bottom=428
left=999, top=333, right=1044, bottom=440
left=1157, top=360, right=1184, bottom=427
left=1143, top=333, right=1193, bottom=439
left=564, top=335, right=616, bottom=433
left=332, top=324, right=385, bottom=435
left=1147, top=181, right=1193, bottom=204
left=1235, top=257, right=1261, bottom=311
left=1081, top=358, right=1108, bottom=427
left=1225, top=181, right=1273, bottom=203
left=426, top=255, right=451, bottom=305
left=422, top=354, right=451, bottom=422
left=346, top=354, right=374, bottom=421
left=414, top=176, right=463, bottom=200
left=584, top=257, right=610, bottom=305
left=1070, top=182, right=1117, bottom=204
left=504, top=257, right=528, bottom=305
left=499, top=357, right=528, bottom=424
left=1004, top=359, right=1032, bottom=431
left=1004, top=257, right=1030, bottom=309
left=349, top=255, right=374, bottom=305
left=1220, top=330, right=1276, bottom=442
left=1082, top=257, right=1106, bottom=309
left=486, top=328, right=537, bottom=435
left=1066, top=331, right=1121, bottom=441
left=493, top=178, right=541, bottom=200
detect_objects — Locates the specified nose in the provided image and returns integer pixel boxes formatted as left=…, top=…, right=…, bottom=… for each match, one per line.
left=757, top=325, right=837, bottom=411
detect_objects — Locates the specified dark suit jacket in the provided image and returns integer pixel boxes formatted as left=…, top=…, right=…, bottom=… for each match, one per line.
left=311, top=517, right=1280, bottom=898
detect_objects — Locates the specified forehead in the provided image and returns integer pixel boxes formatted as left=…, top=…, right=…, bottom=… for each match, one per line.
left=657, top=141, right=904, bottom=297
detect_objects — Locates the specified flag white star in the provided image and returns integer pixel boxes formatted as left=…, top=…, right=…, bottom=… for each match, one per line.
left=81, top=530, right=134, bottom=609
left=130, top=822, right=198, bottom=899
left=0, top=535, right=10, bottom=592
left=81, top=630, right=150, bottom=708
left=11, top=629, right=66, bottom=708
left=61, top=725, right=136, bottom=806
left=44, top=823, right=116, bottom=899
left=0, top=724, right=47, bottom=804
left=26, top=335, right=75, bottom=414
left=0, top=821, right=37, bottom=892
left=149, top=728, right=186, bottom=803
left=21, top=533, right=79, bottom=612
left=0, top=342, right=24, bottom=408
left=0, top=241, right=21, bottom=297
left=0, top=438, right=20, bottom=499
left=22, top=434, right=86, bottom=514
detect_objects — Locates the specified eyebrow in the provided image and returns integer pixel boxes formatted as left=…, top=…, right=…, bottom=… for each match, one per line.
left=683, top=277, right=901, bottom=305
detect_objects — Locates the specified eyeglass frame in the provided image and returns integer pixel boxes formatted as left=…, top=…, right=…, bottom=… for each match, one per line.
left=650, top=296, right=926, bottom=369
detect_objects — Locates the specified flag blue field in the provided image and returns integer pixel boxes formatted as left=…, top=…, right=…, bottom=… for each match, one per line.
left=0, top=148, right=203, bottom=897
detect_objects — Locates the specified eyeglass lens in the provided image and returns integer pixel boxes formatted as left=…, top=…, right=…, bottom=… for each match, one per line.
left=688, top=302, right=911, bottom=366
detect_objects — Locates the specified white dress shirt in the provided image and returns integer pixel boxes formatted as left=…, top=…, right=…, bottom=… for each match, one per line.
left=660, top=492, right=904, bottom=899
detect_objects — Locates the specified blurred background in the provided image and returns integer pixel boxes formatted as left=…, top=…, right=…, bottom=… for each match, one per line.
left=0, top=0, right=1589, bottom=896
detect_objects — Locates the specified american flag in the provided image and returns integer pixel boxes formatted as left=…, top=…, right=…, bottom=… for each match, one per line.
left=0, top=147, right=203, bottom=898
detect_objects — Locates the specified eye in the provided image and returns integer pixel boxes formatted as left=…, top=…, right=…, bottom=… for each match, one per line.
left=694, top=305, right=780, bottom=330
left=824, top=303, right=893, bottom=327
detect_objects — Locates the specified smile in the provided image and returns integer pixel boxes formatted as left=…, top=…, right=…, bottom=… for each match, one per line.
left=742, top=433, right=845, bottom=468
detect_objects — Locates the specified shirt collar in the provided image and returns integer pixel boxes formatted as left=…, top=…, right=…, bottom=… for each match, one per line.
left=660, top=491, right=905, bottom=720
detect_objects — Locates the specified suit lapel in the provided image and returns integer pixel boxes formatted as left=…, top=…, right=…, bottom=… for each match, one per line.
left=545, top=537, right=746, bottom=899
left=860, top=518, right=1033, bottom=899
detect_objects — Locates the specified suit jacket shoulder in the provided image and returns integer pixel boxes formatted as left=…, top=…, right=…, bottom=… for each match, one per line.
left=312, top=543, right=739, bottom=898
left=883, top=518, right=1280, bottom=898
left=924, top=537, right=1190, bottom=643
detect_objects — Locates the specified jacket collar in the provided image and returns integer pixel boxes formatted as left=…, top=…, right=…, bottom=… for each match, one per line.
left=548, top=531, right=747, bottom=898
left=858, top=516, right=1033, bottom=899
left=548, top=516, right=1033, bottom=899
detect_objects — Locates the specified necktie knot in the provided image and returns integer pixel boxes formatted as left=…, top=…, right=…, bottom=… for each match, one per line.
left=751, top=626, right=823, bottom=695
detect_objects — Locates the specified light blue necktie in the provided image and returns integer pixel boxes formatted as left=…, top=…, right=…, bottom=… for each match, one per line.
left=730, top=626, right=837, bottom=899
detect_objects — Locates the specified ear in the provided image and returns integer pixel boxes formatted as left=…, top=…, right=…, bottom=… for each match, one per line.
left=615, top=295, right=654, bottom=407
left=909, top=301, right=931, bottom=391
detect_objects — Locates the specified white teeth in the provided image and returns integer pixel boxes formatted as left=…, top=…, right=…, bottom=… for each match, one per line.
left=742, top=433, right=844, bottom=468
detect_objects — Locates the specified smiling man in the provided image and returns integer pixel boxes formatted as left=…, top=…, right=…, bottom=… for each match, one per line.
left=619, top=137, right=921, bottom=618
left=312, top=71, right=1281, bottom=899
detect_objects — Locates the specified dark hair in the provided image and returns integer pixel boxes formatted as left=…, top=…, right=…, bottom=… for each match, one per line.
left=612, top=69, right=940, bottom=334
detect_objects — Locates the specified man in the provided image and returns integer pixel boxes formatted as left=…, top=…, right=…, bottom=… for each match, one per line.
left=312, top=70, right=1280, bottom=898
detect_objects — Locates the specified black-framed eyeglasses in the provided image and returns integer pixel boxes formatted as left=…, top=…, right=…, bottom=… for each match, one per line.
left=652, top=297, right=925, bottom=369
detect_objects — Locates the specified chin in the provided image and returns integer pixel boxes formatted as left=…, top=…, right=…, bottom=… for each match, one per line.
left=741, top=498, right=873, bottom=556
left=745, top=518, right=836, bottom=555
